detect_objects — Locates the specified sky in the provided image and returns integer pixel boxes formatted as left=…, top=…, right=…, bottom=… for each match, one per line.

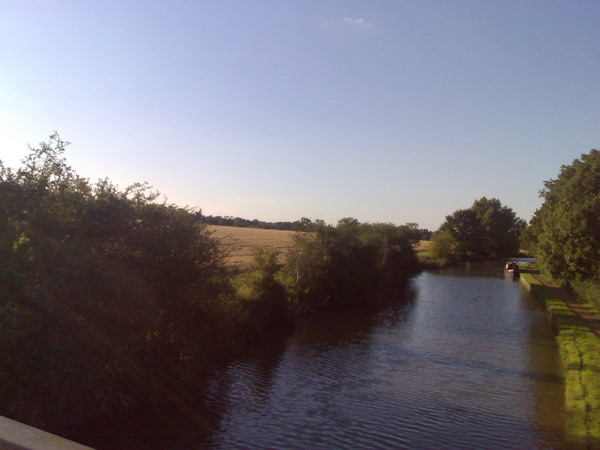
left=1, top=0, right=599, bottom=230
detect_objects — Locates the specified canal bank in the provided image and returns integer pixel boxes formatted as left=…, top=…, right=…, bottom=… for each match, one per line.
left=520, top=268, right=600, bottom=447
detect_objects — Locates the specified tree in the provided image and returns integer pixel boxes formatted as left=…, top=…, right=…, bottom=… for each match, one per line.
left=0, top=133, right=234, bottom=431
left=428, top=230, right=458, bottom=264
left=279, top=220, right=419, bottom=310
left=439, top=208, right=485, bottom=257
left=523, top=149, right=600, bottom=281
left=470, top=197, right=526, bottom=258
left=439, top=198, right=525, bottom=259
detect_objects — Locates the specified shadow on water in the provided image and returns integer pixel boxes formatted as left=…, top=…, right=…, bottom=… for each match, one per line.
left=79, top=266, right=567, bottom=449
left=77, top=340, right=291, bottom=449
left=291, top=280, right=418, bottom=346
left=78, top=280, right=418, bottom=449
left=199, top=262, right=566, bottom=449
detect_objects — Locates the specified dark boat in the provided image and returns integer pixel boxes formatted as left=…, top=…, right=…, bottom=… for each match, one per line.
left=505, top=260, right=520, bottom=274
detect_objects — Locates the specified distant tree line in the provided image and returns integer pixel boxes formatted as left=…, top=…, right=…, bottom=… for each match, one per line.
left=202, top=214, right=432, bottom=240
left=202, top=214, right=306, bottom=230
left=424, top=150, right=599, bottom=289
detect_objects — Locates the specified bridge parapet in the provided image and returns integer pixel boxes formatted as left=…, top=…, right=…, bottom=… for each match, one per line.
left=0, top=416, right=92, bottom=450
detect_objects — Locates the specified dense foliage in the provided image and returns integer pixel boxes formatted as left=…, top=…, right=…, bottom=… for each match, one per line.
left=438, top=197, right=526, bottom=259
left=522, top=150, right=600, bottom=282
left=279, top=218, right=420, bottom=310
left=425, top=230, right=459, bottom=266
left=0, top=134, right=234, bottom=431
left=1, top=134, right=422, bottom=435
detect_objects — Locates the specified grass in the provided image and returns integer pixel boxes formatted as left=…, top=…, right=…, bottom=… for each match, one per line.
left=413, top=240, right=458, bottom=269
left=571, top=280, right=600, bottom=316
left=413, top=240, right=433, bottom=261
left=520, top=271, right=600, bottom=447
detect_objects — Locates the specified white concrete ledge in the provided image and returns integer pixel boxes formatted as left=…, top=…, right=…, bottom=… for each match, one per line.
left=0, top=416, right=93, bottom=450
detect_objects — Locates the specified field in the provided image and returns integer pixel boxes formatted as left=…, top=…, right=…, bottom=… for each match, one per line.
left=413, top=240, right=431, bottom=253
left=209, top=225, right=430, bottom=269
left=208, top=226, right=298, bottom=268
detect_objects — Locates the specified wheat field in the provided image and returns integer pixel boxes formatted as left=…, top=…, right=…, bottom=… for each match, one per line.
left=209, top=225, right=430, bottom=268
left=208, top=225, right=298, bottom=268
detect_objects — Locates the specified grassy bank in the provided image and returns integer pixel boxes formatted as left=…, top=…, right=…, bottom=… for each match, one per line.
left=520, top=272, right=600, bottom=447
left=571, top=280, right=600, bottom=315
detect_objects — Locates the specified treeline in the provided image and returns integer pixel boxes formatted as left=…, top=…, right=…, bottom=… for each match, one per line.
left=202, top=214, right=307, bottom=230
left=202, top=214, right=432, bottom=240
left=0, top=134, right=421, bottom=437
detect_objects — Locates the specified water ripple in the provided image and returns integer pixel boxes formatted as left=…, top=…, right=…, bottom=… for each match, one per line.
left=208, top=263, right=565, bottom=449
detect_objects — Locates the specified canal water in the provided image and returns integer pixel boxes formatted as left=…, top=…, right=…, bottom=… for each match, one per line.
left=196, top=262, right=565, bottom=449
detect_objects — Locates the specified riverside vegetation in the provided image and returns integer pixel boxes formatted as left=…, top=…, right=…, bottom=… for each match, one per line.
left=1, top=134, right=598, bottom=443
left=0, top=134, right=420, bottom=437
left=522, top=149, right=600, bottom=312
left=420, top=196, right=527, bottom=268
left=518, top=149, right=600, bottom=446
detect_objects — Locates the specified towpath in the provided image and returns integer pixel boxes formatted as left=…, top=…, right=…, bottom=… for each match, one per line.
left=523, top=265, right=600, bottom=340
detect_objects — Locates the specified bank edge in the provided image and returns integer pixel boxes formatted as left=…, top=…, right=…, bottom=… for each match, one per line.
left=520, top=272, right=600, bottom=447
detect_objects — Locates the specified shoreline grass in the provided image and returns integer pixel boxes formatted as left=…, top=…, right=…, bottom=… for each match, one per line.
left=520, top=271, right=600, bottom=447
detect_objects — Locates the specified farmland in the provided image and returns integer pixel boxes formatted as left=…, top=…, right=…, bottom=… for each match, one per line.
left=209, top=225, right=430, bottom=269
left=208, top=225, right=297, bottom=268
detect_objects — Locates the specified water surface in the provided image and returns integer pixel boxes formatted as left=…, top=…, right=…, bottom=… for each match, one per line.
left=203, top=262, right=565, bottom=448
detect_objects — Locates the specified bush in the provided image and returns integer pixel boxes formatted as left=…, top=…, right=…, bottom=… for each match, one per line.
left=0, top=134, right=423, bottom=434
left=428, top=230, right=459, bottom=266
left=0, top=134, right=232, bottom=431
left=279, top=219, right=419, bottom=311
left=231, top=247, right=291, bottom=338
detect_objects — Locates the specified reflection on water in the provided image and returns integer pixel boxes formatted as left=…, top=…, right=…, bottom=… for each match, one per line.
left=205, top=262, right=565, bottom=449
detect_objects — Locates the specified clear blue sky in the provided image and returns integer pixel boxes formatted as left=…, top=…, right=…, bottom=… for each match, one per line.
left=1, top=1, right=599, bottom=230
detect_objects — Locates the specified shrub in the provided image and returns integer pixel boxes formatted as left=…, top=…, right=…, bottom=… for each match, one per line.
left=428, top=230, right=459, bottom=265
left=231, top=247, right=291, bottom=338
left=279, top=220, right=419, bottom=311
left=0, top=134, right=231, bottom=430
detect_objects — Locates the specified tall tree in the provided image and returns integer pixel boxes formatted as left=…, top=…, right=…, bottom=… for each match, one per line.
left=523, top=150, right=600, bottom=281
left=471, top=197, right=526, bottom=258
left=439, top=208, right=485, bottom=257
left=440, top=198, right=525, bottom=259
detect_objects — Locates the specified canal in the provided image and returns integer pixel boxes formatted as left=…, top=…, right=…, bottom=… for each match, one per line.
left=84, top=262, right=566, bottom=448
left=189, top=261, right=565, bottom=448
